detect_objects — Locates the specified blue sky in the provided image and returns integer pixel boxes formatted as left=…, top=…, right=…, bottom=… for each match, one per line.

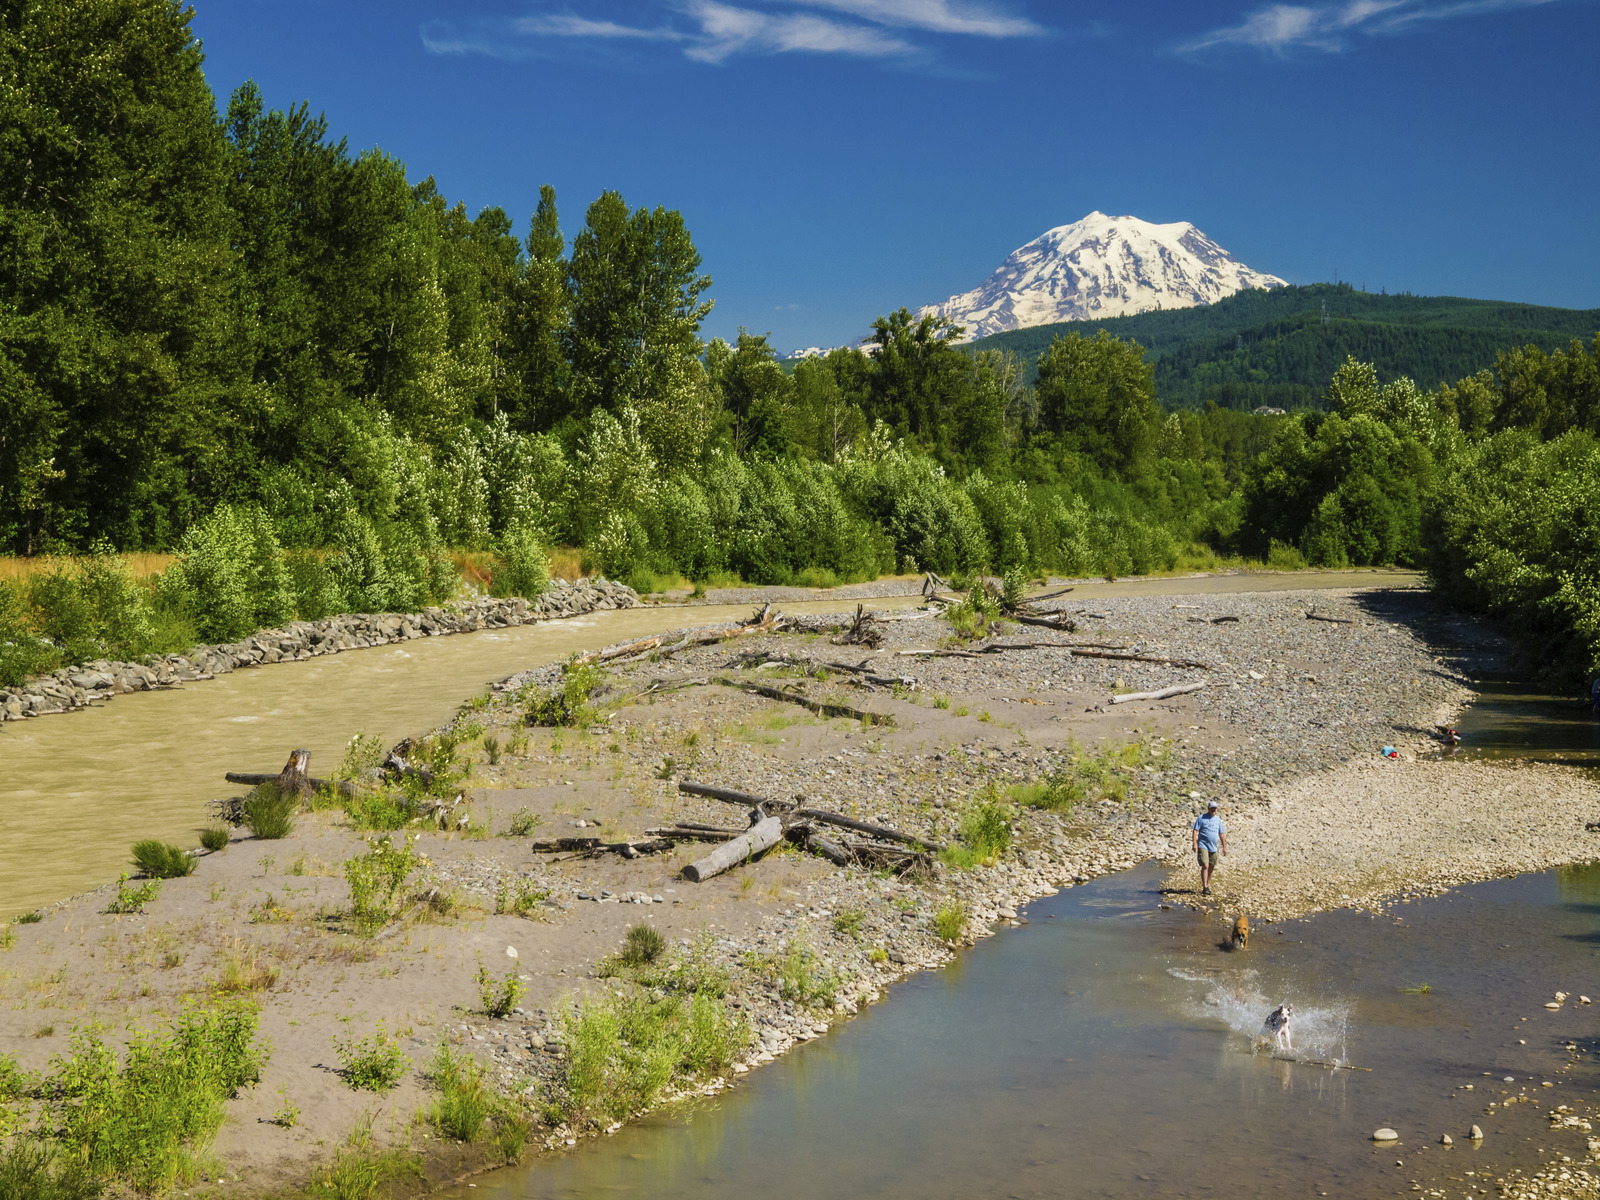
left=191, top=0, right=1598, bottom=351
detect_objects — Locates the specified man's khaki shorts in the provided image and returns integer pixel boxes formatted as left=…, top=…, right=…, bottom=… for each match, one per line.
left=1196, top=848, right=1218, bottom=869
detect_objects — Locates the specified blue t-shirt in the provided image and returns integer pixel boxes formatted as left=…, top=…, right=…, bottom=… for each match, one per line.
left=1192, top=812, right=1225, bottom=852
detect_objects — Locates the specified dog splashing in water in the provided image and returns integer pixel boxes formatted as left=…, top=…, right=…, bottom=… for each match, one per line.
left=1260, top=1003, right=1294, bottom=1052
left=1231, top=914, right=1249, bottom=949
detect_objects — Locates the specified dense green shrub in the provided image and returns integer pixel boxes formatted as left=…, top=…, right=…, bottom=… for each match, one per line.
left=25, top=548, right=157, bottom=663
left=1424, top=429, right=1600, bottom=685
left=161, top=506, right=292, bottom=643
left=489, top=524, right=548, bottom=599
left=130, top=840, right=196, bottom=879
left=0, top=579, right=59, bottom=685
left=334, top=1024, right=408, bottom=1092
left=242, top=786, right=297, bottom=840
left=41, top=999, right=264, bottom=1191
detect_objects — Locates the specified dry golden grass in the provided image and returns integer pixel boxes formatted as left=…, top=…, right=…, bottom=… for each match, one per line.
left=0, top=552, right=175, bottom=583
left=213, top=941, right=280, bottom=993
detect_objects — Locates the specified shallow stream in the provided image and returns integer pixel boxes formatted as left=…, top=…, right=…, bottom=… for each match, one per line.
left=455, top=863, right=1600, bottom=1200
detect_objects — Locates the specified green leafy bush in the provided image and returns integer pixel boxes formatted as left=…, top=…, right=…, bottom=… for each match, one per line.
left=525, top=659, right=600, bottom=728
left=242, top=785, right=297, bottom=839
left=934, top=901, right=967, bottom=942
left=941, top=795, right=1012, bottom=869
left=0, top=578, right=61, bottom=686
left=199, top=826, right=230, bottom=852
left=334, top=1023, right=409, bottom=1092
left=555, top=988, right=748, bottom=1128
left=489, top=524, right=548, bottom=599
left=617, top=923, right=666, bottom=966
left=475, top=961, right=525, bottom=1018
left=343, top=835, right=419, bottom=930
left=160, top=505, right=292, bottom=643
left=130, top=840, right=195, bottom=879
left=40, top=998, right=264, bottom=1191
left=105, top=874, right=161, bottom=915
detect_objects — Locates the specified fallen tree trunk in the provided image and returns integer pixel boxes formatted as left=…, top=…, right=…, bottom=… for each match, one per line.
left=791, top=807, right=945, bottom=852
left=573, top=635, right=666, bottom=667
left=715, top=677, right=893, bottom=725
left=1110, top=681, right=1207, bottom=705
left=528, top=836, right=675, bottom=857
left=804, top=830, right=854, bottom=867
left=682, top=816, right=784, bottom=882
left=1010, top=612, right=1078, bottom=632
left=1305, top=611, right=1355, bottom=625
left=678, top=780, right=766, bottom=807
left=225, top=748, right=358, bottom=799
left=646, top=825, right=743, bottom=842
left=1067, top=648, right=1211, bottom=668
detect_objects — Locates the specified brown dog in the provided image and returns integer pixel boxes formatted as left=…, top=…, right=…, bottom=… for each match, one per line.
left=1231, top=914, right=1250, bottom=949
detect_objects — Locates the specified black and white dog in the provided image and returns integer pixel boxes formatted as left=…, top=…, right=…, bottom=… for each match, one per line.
left=1261, top=1003, right=1294, bottom=1051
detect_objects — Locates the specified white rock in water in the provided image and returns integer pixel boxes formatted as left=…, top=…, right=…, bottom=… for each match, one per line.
left=1373, top=1128, right=1400, bottom=1141
left=1470, top=1125, right=1484, bottom=1140
left=1545, top=1001, right=1562, bottom=1009
left=1440, top=1133, right=1453, bottom=1145
left=506, top=946, right=519, bottom=959
left=1581, top=995, right=1593, bottom=1005
left=1556, top=991, right=1569, bottom=1001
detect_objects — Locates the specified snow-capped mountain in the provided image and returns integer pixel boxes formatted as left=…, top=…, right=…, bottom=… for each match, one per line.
left=916, top=212, right=1286, bottom=340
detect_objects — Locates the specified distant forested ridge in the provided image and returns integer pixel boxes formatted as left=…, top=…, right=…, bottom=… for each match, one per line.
left=969, top=284, right=1600, bottom=410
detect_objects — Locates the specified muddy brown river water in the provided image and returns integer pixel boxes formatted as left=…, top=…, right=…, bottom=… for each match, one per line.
left=0, top=570, right=1419, bottom=921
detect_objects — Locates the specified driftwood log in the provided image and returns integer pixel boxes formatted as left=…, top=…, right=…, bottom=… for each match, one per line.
left=682, top=816, right=784, bottom=882
left=225, top=749, right=358, bottom=799
left=527, top=836, right=675, bottom=858
left=577, top=605, right=781, bottom=667
left=791, top=806, right=946, bottom=852
left=1010, top=612, right=1079, bottom=632
left=1110, top=681, right=1208, bottom=705
left=1305, top=611, right=1355, bottom=625
left=715, top=677, right=893, bottom=725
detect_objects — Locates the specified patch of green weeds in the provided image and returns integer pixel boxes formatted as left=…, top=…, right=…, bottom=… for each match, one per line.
left=342, top=835, right=419, bottom=932
left=15, top=910, right=43, bottom=924
left=749, top=940, right=839, bottom=1009
left=36, top=998, right=264, bottom=1192
left=424, top=1042, right=530, bottom=1158
left=934, top=901, right=967, bottom=943
left=130, top=840, right=195, bottom=879
left=505, top=807, right=542, bottom=838
left=334, top=1022, right=409, bottom=1092
left=242, top=784, right=297, bottom=839
left=939, top=791, right=1012, bottom=869
left=832, top=909, right=865, bottom=940
left=104, top=873, right=160, bottom=915
left=483, top=732, right=502, bottom=765
left=867, top=947, right=888, bottom=964
left=308, top=1116, right=419, bottom=1200
left=553, top=988, right=748, bottom=1128
left=198, top=826, right=230, bottom=852
left=524, top=658, right=601, bottom=728
left=0, top=1141, right=104, bottom=1200
left=476, top=960, right=525, bottom=1018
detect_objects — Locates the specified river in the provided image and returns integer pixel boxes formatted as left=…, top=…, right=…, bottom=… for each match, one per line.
left=451, top=862, right=1600, bottom=1200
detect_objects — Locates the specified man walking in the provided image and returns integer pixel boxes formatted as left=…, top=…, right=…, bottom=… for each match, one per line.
left=1191, top=799, right=1227, bottom=896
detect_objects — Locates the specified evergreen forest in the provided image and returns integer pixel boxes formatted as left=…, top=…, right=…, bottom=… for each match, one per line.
left=2, top=0, right=1599, bottom=690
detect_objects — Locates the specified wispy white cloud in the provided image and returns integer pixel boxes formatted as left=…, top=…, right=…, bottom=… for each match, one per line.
left=790, top=0, right=1041, bottom=36
left=512, top=12, right=685, bottom=39
left=1182, top=0, right=1556, bottom=53
left=685, top=0, right=917, bottom=61
left=424, top=0, right=1040, bottom=65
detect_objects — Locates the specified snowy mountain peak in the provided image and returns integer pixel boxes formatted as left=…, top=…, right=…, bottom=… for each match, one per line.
left=916, top=213, right=1286, bottom=340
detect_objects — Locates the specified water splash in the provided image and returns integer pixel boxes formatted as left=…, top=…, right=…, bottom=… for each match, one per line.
left=1170, top=967, right=1351, bottom=1063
